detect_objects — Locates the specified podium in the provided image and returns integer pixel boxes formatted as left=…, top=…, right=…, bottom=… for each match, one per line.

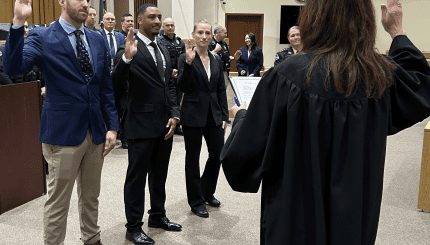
left=418, top=120, right=430, bottom=212
left=0, top=81, right=46, bottom=214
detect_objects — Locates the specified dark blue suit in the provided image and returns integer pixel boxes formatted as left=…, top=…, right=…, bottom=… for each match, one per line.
left=98, top=29, right=125, bottom=59
left=236, top=46, right=264, bottom=77
left=2, top=21, right=119, bottom=145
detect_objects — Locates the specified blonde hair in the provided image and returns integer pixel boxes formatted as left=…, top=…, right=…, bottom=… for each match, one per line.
left=193, top=19, right=212, bottom=32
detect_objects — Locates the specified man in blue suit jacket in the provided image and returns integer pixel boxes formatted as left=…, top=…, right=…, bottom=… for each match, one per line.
left=98, top=12, right=126, bottom=69
left=3, top=0, right=119, bottom=244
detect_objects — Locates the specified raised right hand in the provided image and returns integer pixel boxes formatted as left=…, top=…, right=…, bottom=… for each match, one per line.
left=13, top=0, right=33, bottom=26
left=124, top=28, right=138, bottom=59
left=185, top=39, right=196, bottom=65
left=234, top=50, right=242, bottom=60
left=381, top=0, right=406, bottom=39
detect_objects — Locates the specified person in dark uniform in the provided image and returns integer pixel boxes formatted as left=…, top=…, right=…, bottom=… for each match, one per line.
left=178, top=19, right=228, bottom=218
left=0, top=22, right=45, bottom=87
left=274, top=26, right=302, bottom=66
left=120, top=13, right=134, bottom=37
left=1, top=42, right=14, bottom=85
left=208, top=26, right=240, bottom=122
left=84, top=6, right=98, bottom=31
left=157, top=17, right=185, bottom=135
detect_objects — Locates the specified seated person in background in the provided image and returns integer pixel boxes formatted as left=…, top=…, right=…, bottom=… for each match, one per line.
left=0, top=22, right=45, bottom=87
left=274, top=26, right=302, bottom=67
left=235, top=32, right=263, bottom=77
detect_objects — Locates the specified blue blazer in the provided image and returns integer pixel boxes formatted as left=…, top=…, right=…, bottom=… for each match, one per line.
left=98, top=29, right=125, bottom=55
left=236, top=46, right=264, bottom=77
left=2, top=20, right=119, bottom=146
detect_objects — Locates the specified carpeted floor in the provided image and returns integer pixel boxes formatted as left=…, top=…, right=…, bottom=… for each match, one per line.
left=1, top=119, right=430, bottom=244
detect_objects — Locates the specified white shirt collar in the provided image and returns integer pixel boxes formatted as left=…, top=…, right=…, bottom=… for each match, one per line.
left=104, top=28, right=115, bottom=35
left=292, top=47, right=297, bottom=54
left=137, top=31, right=156, bottom=46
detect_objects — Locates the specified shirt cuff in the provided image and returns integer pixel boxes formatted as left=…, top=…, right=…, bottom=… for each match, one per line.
left=122, top=54, right=133, bottom=63
left=12, top=25, right=24, bottom=29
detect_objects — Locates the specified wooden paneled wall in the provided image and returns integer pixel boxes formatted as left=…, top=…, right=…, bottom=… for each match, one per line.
left=114, top=0, right=129, bottom=30
left=0, top=0, right=61, bottom=25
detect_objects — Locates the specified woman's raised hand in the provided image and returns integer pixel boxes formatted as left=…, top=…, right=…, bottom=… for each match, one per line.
left=185, top=39, right=196, bottom=65
left=381, top=0, right=406, bottom=39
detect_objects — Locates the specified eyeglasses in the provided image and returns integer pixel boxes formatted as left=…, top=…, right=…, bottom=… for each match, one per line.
left=105, top=18, right=115, bottom=22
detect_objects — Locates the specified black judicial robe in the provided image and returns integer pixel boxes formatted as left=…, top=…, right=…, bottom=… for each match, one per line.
left=220, top=35, right=430, bottom=245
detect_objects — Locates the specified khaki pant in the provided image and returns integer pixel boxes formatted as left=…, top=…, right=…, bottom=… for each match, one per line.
left=224, top=71, right=236, bottom=113
left=42, top=131, right=104, bottom=245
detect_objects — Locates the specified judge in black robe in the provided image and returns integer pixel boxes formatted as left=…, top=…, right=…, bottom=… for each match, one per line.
left=220, top=35, right=430, bottom=245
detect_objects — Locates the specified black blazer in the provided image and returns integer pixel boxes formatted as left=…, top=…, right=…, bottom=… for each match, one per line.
left=112, top=36, right=180, bottom=139
left=177, top=52, right=228, bottom=127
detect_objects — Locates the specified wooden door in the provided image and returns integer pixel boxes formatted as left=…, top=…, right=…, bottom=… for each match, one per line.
left=226, top=14, right=264, bottom=72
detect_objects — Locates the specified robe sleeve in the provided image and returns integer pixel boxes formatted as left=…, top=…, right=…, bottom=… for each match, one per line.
left=220, top=68, right=290, bottom=192
left=387, top=35, right=430, bottom=135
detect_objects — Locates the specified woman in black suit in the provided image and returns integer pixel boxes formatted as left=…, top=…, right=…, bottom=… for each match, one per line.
left=236, top=32, right=264, bottom=77
left=177, top=19, right=228, bottom=218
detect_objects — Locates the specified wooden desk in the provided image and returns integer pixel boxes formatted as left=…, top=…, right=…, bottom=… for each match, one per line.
left=418, top=120, right=430, bottom=212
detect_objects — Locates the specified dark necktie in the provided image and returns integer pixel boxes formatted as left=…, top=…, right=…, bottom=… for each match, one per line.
left=149, top=42, right=165, bottom=81
left=108, top=32, right=116, bottom=60
left=73, top=30, right=93, bottom=82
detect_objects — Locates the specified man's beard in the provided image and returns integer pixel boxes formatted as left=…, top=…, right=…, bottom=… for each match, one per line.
left=67, top=6, right=87, bottom=24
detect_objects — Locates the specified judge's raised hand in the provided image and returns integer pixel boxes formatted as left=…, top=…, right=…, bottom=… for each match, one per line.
left=13, top=0, right=33, bottom=26
left=231, top=102, right=247, bottom=118
left=185, top=39, right=196, bottom=65
left=381, top=0, right=406, bottom=39
left=124, top=28, right=138, bottom=60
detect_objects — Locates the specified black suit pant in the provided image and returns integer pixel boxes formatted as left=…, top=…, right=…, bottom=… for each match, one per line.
left=124, top=134, right=173, bottom=233
left=182, top=125, right=224, bottom=210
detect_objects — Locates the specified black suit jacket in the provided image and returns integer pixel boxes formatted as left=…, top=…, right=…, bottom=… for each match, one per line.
left=112, top=36, right=180, bottom=139
left=177, top=52, right=228, bottom=127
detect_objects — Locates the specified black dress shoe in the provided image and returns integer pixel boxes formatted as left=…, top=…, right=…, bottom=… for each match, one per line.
left=125, top=231, right=154, bottom=245
left=121, top=140, right=128, bottom=149
left=191, top=208, right=209, bottom=218
left=148, top=216, right=182, bottom=231
left=206, top=197, right=221, bottom=207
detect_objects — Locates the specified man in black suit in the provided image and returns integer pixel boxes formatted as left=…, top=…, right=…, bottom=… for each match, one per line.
left=111, top=4, right=181, bottom=245
left=274, top=26, right=302, bottom=66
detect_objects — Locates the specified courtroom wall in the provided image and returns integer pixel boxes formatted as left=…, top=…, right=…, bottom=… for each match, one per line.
left=208, top=0, right=430, bottom=68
